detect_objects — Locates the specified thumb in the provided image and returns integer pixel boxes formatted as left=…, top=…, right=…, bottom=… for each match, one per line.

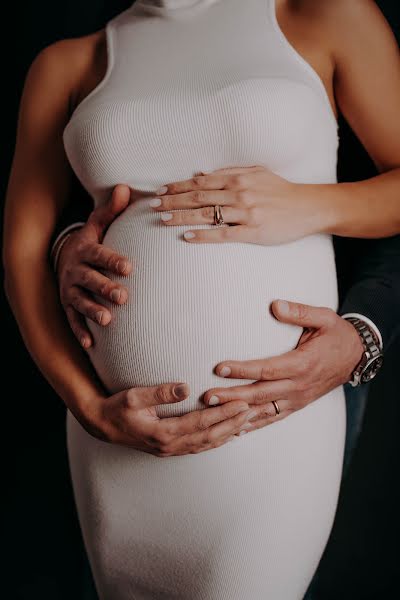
left=88, top=184, right=131, bottom=238
left=271, top=299, right=335, bottom=330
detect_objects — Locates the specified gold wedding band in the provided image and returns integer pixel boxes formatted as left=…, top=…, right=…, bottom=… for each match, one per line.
left=214, top=205, right=224, bottom=226
left=272, top=400, right=280, bottom=416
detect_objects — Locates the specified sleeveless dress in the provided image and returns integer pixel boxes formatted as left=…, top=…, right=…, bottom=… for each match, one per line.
left=63, top=1, right=346, bottom=598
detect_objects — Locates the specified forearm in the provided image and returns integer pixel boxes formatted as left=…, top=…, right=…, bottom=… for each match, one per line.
left=5, top=256, right=105, bottom=426
left=299, top=167, right=400, bottom=238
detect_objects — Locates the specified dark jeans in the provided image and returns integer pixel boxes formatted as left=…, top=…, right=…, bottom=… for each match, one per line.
left=303, top=382, right=370, bottom=600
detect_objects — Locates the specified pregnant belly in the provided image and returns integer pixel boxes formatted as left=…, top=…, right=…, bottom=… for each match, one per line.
left=86, top=199, right=339, bottom=418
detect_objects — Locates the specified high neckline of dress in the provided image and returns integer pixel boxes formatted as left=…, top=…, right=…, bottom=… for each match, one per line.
left=132, top=0, right=222, bottom=17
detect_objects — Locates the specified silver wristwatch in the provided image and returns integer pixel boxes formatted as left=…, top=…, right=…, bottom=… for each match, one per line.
left=343, top=317, right=384, bottom=387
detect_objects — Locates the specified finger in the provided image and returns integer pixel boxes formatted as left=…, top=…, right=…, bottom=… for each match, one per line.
left=271, top=299, right=337, bottom=330
left=203, top=380, right=296, bottom=407
left=126, top=382, right=191, bottom=411
left=214, top=352, right=304, bottom=382
left=200, top=166, right=264, bottom=175
left=157, top=170, right=254, bottom=195
left=158, top=206, right=245, bottom=226
left=182, top=224, right=251, bottom=243
left=87, top=184, right=131, bottom=237
left=234, top=406, right=293, bottom=435
left=83, top=243, right=133, bottom=276
left=163, top=400, right=251, bottom=437
left=73, top=266, right=128, bottom=304
left=150, top=190, right=234, bottom=211
left=68, top=287, right=112, bottom=325
left=65, top=306, right=93, bottom=349
left=174, top=407, right=256, bottom=453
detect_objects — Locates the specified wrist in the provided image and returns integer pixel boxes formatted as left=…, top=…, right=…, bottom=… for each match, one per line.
left=296, top=183, right=340, bottom=235
left=69, top=389, right=110, bottom=440
left=50, top=222, right=86, bottom=273
left=341, top=316, right=384, bottom=386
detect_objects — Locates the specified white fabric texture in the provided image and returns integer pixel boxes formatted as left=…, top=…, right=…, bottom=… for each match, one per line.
left=63, top=1, right=346, bottom=598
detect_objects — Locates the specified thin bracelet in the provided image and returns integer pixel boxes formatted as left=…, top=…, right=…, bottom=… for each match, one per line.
left=50, top=222, right=86, bottom=273
left=53, top=233, right=72, bottom=274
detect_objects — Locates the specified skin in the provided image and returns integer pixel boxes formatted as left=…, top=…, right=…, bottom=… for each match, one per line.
left=4, top=1, right=399, bottom=452
left=3, top=27, right=256, bottom=459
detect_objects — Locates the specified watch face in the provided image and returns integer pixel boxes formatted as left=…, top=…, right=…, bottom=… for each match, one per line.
left=361, top=355, right=384, bottom=383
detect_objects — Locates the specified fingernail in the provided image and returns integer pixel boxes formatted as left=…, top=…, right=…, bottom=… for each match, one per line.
left=184, top=231, right=195, bottom=240
left=219, top=366, right=231, bottom=377
left=276, top=300, right=290, bottom=316
left=173, top=384, right=189, bottom=399
left=110, top=289, right=121, bottom=302
left=209, top=395, right=219, bottom=406
left=80, top=337, right=89, bottom=348
left=160, top=212, right=173, bottom=221
left=227, top=435, right=236, bottom=442
left=247, top=410, right=258, bottom=420
left=149, top=198, right=162, bottom=207
left=156, top=186, right=168, bottom=195
left=96, top=311, right=104, bottom=324
left=238, top=429, right=248, bottom=436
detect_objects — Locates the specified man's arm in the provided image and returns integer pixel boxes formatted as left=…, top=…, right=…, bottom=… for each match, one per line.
left=335, top=234, right=400, bottom=353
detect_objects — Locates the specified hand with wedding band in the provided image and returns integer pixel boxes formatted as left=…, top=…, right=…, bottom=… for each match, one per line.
left=200, top=299, right=364, bottom=435
left=149, top=165, right=332, bottom=245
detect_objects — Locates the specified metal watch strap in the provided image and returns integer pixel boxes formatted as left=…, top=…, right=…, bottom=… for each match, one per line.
left=344, top=317, right=383, bottom=387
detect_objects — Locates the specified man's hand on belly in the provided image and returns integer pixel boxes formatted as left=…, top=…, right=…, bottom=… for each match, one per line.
left=201, top=299, right=365, bottom=434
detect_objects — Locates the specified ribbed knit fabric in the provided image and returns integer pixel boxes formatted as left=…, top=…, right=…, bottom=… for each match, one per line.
left=64, top=1, right=346, bottom=598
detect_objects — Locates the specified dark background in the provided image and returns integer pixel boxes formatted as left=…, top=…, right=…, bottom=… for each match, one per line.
left=3, top=2, right=400, bottom=598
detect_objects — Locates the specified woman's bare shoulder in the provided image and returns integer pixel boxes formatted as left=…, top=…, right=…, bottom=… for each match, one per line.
left=27, top=30, right=107, bottom=113
left=291, top=0, right=391, bottom=49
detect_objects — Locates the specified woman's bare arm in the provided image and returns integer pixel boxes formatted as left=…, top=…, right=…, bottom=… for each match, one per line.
left=3, top=40, right=109, bottom=427
left=3, top=40, right=254, bottom=454
left=292, top=0, right=400, bottom=237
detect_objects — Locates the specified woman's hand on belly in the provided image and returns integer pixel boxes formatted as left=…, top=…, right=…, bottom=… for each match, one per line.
left=57, top=185, right=134, bottom=349
left=200, top=299, right=364, bottom=434
left=149, top=165, right=327, bottom=245
left=87, top=381, right=257, bottom=457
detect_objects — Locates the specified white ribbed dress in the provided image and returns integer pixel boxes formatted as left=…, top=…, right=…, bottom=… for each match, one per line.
left=63, top=1, right=346, bottom=598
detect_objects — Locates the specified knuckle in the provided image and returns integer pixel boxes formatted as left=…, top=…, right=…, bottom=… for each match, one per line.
left=192, top=176, right=204, bottom=189
left=71, top=294, right=83, bottom=312
left=80, top=269, right=92, bottom=286
left=230, top=174, right=244, bottom=188
left=260, top=365, right=276, bottom=380
left=93, top=246, right=104, bottom=263
left=236, top=190, right=250, bottom=206
left=154, top=385, right=173, bottom=405
left=154, top=430, right=171, bottom=447
left=247, top=206, right=259, bottom=225
left=124, top=389, right=137, bottom=409
left=296, top=303, right=310, bottom=323
left=296, top=378, right=310, bottom=394
left=105, top=254, right=117, bottom=271
left=252, top=388, right=270, bottom=404
left=202, top=206, right=212, bottom=219
left=193, top=190, right=206, bottom=204
left=99, top=282, right=112, bottom=297
left=237, top=366, right=247, bottom=379
left=197, top=410, right=211, bottom=431
left=324, top=308, right=337, bottom=327
left=76, top=241, right=88, bottom=256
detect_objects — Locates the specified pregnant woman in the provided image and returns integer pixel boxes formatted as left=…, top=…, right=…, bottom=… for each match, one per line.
left=4, top=1, right=400, bottom=598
